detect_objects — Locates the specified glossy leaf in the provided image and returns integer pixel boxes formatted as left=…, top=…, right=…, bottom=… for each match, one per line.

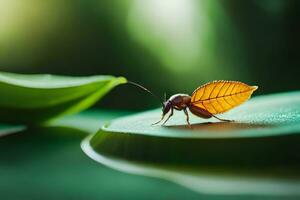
left=0, top=72, right=126, bottom=124
left=85, top=91, right=300, bottom=197
left=191, top=80, right=258, bottom=114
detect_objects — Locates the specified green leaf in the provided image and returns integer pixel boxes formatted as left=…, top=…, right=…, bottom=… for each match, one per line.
left=85, top=91, right=300, bottom=197
left=100, top=91, right=300, bottom=139
left=0, top=71, right=126, bottom=124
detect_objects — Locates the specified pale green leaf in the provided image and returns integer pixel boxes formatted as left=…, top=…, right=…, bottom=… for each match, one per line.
left=0, top=72, right=126, bottom=124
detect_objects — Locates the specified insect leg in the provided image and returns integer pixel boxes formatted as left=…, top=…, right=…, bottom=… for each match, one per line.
left=183, top=108, right=191, bottom=127
left=152, top=114, right=166, bottom=125
left=211, top=114, right=234, bottom=122
left=162, top=108, right=174, bottom=125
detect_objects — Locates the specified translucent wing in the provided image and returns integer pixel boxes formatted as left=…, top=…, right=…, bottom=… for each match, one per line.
left=190, top=80, right=258, bottom=114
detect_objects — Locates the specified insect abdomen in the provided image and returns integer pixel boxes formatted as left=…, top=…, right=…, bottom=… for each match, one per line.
left=188, top=105, right=212, bottom=119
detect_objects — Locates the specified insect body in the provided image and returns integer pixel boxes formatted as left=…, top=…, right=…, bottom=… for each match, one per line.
left=128, top=80, right=258, bottom=126
left=154, top=93, right=230, bottom=126
left=154, top=80, right=258, bottom=126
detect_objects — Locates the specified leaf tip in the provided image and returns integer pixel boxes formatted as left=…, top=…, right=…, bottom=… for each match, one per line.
left=117, top=77, right=127, bottom=84
left=251, top=86, right=258, bottom=91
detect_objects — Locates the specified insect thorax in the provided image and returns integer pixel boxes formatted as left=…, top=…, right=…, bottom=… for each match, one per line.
left=169, top=94, right=191, bottom=107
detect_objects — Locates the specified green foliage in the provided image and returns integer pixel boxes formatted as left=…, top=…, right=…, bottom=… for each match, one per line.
left=0, top=72, right=126, bottom=124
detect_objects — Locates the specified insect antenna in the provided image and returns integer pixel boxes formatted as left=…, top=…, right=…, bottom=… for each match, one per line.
left=127, top=81, right=164, bottom=106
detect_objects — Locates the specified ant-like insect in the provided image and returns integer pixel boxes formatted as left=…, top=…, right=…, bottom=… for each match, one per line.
left=128, top=81, right=257, bottom=126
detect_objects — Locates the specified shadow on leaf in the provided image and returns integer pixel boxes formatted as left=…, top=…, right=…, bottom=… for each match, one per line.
left=166, top=121, right=275, bottom=132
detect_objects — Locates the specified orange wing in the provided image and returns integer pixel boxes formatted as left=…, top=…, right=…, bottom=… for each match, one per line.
left=190, top=80, right=258, bottom=114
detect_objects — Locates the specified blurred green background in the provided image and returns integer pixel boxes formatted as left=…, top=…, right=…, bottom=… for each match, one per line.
left=0, top=0, right=299, bottom=109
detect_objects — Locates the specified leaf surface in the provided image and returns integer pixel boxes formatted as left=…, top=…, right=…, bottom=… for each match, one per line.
left=0, top=71, right=126, bottom=124
left=85, top=91, right=300, bottom=197
left=191, top=80, right=258, bottom=114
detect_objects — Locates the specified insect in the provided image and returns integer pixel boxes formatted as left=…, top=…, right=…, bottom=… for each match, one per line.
left=128, top=81, right=258, bottom=126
